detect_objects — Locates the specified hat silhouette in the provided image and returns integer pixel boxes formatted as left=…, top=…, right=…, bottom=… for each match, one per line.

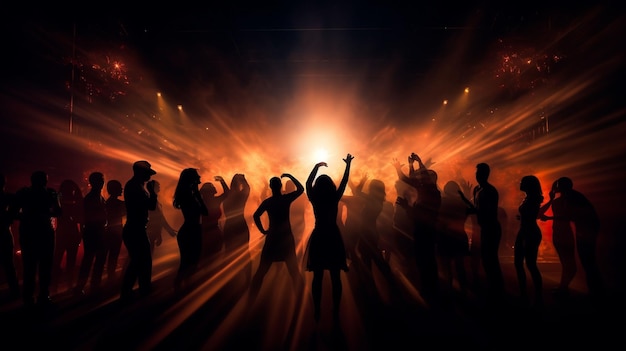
left=133, top=160, right=157, bottom=175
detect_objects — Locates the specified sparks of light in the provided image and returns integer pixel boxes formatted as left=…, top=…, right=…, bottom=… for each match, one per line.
left=3, top=9, right=625, bottom=349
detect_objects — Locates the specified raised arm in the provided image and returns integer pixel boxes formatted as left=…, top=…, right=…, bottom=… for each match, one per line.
left=306, top=162, right=327, bottom=198
left=392, top=158, right=413, bottom=186
left=409, top=153, right=431, bottom=181
left=215, top=176, right=230, bottom=201
left=240, top=174, right=251, bottom=198
left=352, top=173, right=368, bottom=197
left=336, top=153, right=354, bottom=198
left=282, top=173, right=304, bottom=197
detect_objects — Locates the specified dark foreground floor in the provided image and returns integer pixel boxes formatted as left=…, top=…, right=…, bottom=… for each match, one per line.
left=1, top=243, right=624, bottom=351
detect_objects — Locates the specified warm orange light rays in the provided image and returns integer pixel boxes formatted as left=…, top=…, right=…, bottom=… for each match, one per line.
left=3, top=9, right=625, bottom=349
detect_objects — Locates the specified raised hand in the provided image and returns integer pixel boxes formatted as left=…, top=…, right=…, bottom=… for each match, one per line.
left=423, top=157, right=435, bottom=168
left=343, top=154, right=354, bottom=164
left=460, top=179, right=473, bottom=196
left=391, top=158, right=403, bottom=170
left=360, top=172, right=369, bottom=183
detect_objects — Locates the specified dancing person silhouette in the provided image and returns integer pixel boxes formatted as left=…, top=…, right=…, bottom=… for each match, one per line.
left=75, top=172, right=108, bottom=296
left=0, top=173, right=20, bottom=299
left=339, top=179, right=364, bottom=266
left=393, top=152, right=441, bottom=306
left=249, top=173, right=305, bottom=302
left=459, top=163, right=505, bottom=304
left=557, top=177, right=605, bottom=300
left=353, top=175, right=390, bottom=277
left=52, top=179, right=83, bottom=293
left=105, top=179, right=126, bottom=283
left=304, top=154, right=353, bottom=323
left=539, top=179, right=576, bottom=297
left=284, top=178, right=307, bottom=259
left=172, top=168, right=205, bottom=292
left=437, top=180, right=470, bottom=297
left=222, top=173, right=252, bottom=283
left=120, top=161, right=158, bottom=303
left=514, top=175, right=544, bottom=306
left=199, top=176, right=229, bottom=265
left=12, top=170, right=62, bottom=306
left=147, top=180, right=177, bottom=255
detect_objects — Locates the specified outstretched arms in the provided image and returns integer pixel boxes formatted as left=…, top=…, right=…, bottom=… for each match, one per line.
left=337, top=154, right=354, bottom=197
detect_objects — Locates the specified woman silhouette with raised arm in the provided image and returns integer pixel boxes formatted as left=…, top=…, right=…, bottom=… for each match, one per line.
left=199, top=176, right=229, bottom=265
left=304, top=153, right=353, bottom=323
left=222, top=173, right=251, bottom=283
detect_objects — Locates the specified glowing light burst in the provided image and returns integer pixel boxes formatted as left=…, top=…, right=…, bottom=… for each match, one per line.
left=313, top=147, right=329, bottom=163
left=3, top=9, right=625, bottom=348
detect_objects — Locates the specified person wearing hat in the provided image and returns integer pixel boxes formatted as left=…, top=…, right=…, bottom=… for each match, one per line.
left=120, top=160, right=158, bottom=302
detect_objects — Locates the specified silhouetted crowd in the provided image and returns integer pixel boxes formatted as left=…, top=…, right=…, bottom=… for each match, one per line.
left=0, top=153, right=618, bottom=327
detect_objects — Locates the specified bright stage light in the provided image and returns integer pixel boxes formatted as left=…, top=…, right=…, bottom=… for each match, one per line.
left=313, top=148, right=329, bottom=162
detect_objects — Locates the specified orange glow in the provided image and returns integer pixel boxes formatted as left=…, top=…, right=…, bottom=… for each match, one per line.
left=3, top=7, right=623, bottom=351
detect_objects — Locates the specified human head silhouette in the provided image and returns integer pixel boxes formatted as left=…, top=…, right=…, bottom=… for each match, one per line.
left=520, top=175, right=542, bottom=196
left=443, top=180, right=461, bottom=197
left=475, top=163, right=490, bottom=184
left=369, top=179, right=386, bottom=200
left=200, top=182, right=217, bottom=196
left=31, top=171, right=48, bottom=188
left=132, top=160, right=156, bottom=182
left=180, top=168, right=201, bottom=188
left=269, top=177, right=282, bottom=193
left=313, top=174, right=336, bottom=194
left=107, top=180, right=123, bottom=197
left=89, top=172, right=105, bottom=192
left=556, top=177, right=573, bottom=193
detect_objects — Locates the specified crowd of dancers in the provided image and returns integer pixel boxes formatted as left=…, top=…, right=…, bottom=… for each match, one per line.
left=0, top=152, right=608, bottom=323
